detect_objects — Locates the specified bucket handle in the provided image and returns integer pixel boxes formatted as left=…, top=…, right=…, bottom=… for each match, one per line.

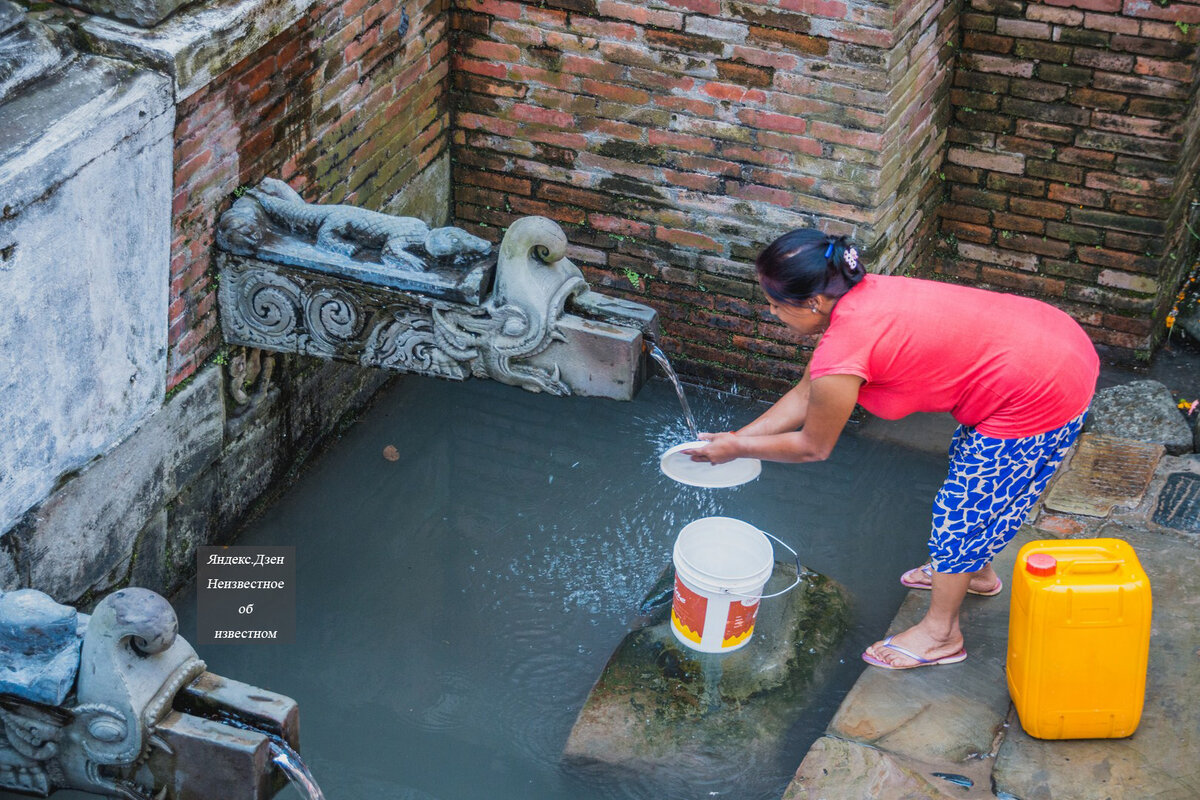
left=723, top=531, right=802, bottom=601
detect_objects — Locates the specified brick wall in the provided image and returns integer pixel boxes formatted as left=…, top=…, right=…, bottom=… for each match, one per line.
left=450, top=0, right=958, bottom=396
left=925, top=0, right=1200, bottom=362
left=168, top=0, right=451, bottom=389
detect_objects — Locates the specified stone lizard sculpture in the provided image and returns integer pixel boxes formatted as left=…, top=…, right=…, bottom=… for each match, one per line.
left=220, top=178, right=490, bottom=271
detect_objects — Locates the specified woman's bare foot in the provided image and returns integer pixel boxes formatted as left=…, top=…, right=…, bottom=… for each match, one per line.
left=900, top=564, right=1003, bottom=596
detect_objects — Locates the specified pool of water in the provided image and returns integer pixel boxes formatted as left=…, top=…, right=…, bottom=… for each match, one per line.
left=162, top=375, right=951, bottom=800
left=12, top=375, right=950, bottom=800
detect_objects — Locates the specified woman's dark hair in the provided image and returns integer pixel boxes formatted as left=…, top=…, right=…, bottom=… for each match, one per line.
left=755, top=228, right=865, bottom=307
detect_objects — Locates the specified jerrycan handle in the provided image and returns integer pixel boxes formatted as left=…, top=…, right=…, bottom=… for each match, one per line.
left=1064, top=559, right=1122, bottom=575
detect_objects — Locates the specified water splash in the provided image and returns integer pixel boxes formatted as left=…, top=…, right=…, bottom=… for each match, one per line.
left=648, top=345, right=699, bottom=441
left=271, top=740, right=327, bottom=800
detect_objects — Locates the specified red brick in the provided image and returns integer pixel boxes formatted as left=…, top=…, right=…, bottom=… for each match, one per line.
left=726, top=182, right=797, bottom=207
left=980, top=267, right=1066, bottom=296
left=779, top=0, right=848, bottom=19
left=939, top=204, right=993, bottom=225
left=648, top=129, right=717, bottom=155
left=1008, top=197, right=1068, bottom=220
left=589, top=214, right=653, bottom=239
left=1057, top=146, right=1116, bottom=168
left=1133, top=56, right=1195, bottom=82
left=1111, top=194, right=1167, bottom=216
left=1085, top=171, right=1172, bottom=196
left=702, top=81, right=764, bottom=103
left=1091, top=110, right=1180, bottom=139
left=986, top=173, right=1047, bottom=196
left=1047, top=0, right=1121, bottom=11
left=1013, top=120, right=1076, bottom=143
left=1072, top=47, right=1136, bottom=71
left=510, top=103, right=575, bottom=128
left=947, top=147, right=1025, bottom=173
left=994, top=211, right=1045, bottom=234
left=597, top=0, right=683, bottom=27
left=746, top=26, right=830, bottom=54
left=1123, top=0, right=1200, bottom=24
left=1048, top=183, right=1106, bottom=207
left=1078, top=247, right=1161, bottom=272
left=1000, top=232, right=1073, bottom=258
left=943, top=219, right=994, bottom=243
left=809, top=121, right=884, bottom=151
left=1105, top=231, right=1158, bottom=253
left=1083, top=11, right=1140, bottom=33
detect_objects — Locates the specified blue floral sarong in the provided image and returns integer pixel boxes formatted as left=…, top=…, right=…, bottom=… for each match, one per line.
left=929, top=411, right=1087, bottom=574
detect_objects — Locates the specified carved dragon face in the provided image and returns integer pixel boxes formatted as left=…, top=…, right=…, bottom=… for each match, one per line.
left=215, top=200, right=267, bottom=255
left=425, top=227, right=492, bottom=258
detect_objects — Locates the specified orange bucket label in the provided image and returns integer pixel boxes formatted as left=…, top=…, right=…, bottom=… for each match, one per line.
left=672, top=576, right=707, bottom=644
left=723, top=599, right=759, bottom=646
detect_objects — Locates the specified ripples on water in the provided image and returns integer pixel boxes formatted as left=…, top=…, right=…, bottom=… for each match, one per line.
left=166, top=376, right=948, bottom=800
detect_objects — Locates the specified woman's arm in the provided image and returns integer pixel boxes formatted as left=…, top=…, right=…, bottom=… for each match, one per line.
left=734, top=362, right=814, bottom=437
left=691, top=374, right=863, bottom=464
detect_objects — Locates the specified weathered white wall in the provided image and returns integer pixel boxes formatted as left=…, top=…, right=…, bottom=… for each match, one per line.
left=0, top=57, right=174, bottom=535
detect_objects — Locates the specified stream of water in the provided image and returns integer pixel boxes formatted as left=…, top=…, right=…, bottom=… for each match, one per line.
left=647, top=345, right=699, bottom=441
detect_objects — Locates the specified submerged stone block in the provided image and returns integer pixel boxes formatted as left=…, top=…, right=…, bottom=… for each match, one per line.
left=563, top=562, right=849, bottom=779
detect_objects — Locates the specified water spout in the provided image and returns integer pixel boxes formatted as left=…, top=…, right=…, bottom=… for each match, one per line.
left=270, top=740, right=327, bottom=800
left=647, top=345, right=699, bottom=441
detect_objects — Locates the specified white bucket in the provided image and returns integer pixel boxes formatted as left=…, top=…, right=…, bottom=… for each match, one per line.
left=670, top=517, right=780, bottom=653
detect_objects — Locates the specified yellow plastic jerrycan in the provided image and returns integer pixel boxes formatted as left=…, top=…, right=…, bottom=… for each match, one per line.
left=1007, top=538, right=1152, bottom=740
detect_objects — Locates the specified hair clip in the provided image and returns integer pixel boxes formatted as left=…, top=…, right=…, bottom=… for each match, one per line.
left=845, top=247, right=859, bottom=272
left=824, top=242, right=834, bottom=259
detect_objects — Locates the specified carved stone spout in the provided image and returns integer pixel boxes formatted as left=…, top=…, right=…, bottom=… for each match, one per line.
left=217, top=182, right=659, bottom=400
left=0, top=587, right=300, bottom=800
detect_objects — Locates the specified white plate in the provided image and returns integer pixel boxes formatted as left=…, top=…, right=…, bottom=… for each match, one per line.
left=659, top=441, right=762, bottom=488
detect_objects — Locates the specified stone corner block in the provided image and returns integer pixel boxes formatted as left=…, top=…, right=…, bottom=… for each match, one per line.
left=1087, top=379, right=1194, bottom=456
left=77, top=0, right=323, bottom=100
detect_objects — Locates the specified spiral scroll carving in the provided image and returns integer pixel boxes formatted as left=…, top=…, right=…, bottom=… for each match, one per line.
left=302, top=288, right=361, bottom=357
left=223, top=265, right=301, bottom=350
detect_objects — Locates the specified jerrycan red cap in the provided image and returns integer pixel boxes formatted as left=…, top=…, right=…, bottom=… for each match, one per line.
left=1026, top=553, right=1057, bottom=577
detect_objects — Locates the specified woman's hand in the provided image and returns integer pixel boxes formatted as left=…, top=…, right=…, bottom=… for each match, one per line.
left=684, top=432, right=741, bottom=465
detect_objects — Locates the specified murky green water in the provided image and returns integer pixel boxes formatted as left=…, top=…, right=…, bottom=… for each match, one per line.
left=0, top=375, right=947, bottom=800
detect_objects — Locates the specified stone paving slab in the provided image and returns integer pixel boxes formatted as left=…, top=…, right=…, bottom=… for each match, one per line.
left=783, top=736, right=996, bottom=800
left=784, top=531, right=1036, bottom=797
left=1043, top=434, right=1163, bottom=517
left=993, top=521, right=1200, bottom=800
left=1153, top=472, right=1200, bottom=532
left=822, top=529, right=1031, bottom=766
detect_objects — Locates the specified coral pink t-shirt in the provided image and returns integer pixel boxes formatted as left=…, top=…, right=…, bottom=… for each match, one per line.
left=809, top=275, right=1099, bottom=438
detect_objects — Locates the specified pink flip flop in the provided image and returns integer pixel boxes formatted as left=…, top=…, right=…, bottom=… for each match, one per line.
left=862, top=636, right=968, bottom=670
left=899, top=564, right=1003, bottom=597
